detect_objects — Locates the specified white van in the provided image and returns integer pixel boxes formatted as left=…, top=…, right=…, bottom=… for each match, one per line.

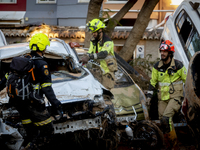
left=161, top=0, right=200, bottom=70
left=162, top=1, right=200, bottom=148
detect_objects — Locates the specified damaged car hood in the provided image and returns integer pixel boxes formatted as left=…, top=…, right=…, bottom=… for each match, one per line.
left=0, top=74, right=103, bottom=104
left=49, top=74, right=103, bottom=104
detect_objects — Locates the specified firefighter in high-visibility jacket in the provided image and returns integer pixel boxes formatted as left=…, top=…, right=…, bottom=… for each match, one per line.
left=80, top=19, right=117, bottom=90
left=146, top=40, right=187, bottom=149
left=0, top=33, right=63, bottom=150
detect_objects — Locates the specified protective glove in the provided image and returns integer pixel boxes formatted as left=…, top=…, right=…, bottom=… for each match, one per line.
left=56, top=105, right=63, bottom=120
left=146, top=97, right=152, bottom=106
left=79, top=54, right=89, bottom=64
left=146, top=91, right=153, bottom=106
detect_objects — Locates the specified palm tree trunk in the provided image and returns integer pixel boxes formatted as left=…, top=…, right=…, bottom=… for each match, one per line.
left=105, top=0, right=138, bottom=37
left=119, top=0, right=159, bottom=61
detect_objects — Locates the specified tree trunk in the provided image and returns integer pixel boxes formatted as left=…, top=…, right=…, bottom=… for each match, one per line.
left=105, top=0, right=138, bottom=37
left=118, top=0, right=160, bottom=62
left=84, top=0, right=104, bottom=48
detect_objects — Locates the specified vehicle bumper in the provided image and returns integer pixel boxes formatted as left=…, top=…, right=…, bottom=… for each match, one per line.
left=53, top=116, right=102, bottom=133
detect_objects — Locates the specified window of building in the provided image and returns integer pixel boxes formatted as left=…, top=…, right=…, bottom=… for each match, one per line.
left=0, top=0, right=16, bottom=3
left=106, top=0, right=128, bottom=3
left=119, top=19, right=136, bottom=26
left=78, top=0, right=90, bottom=2
left=36, top=0, right=56, bottom=4
left=175, top=10, right=200, bottom=60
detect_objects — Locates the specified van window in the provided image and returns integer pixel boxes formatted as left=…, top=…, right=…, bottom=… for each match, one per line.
left=186, top=31, right=200, bottom=60
left=175, top=10, right=200, bottom=60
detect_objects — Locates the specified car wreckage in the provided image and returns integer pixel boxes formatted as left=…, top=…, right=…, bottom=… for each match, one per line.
left=0, top=38, right=163, bottom=150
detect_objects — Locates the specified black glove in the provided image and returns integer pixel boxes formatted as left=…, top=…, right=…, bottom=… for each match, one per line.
left=56, top=105, right=63, bottom=119
left=146, top=92, right=153, bottom=106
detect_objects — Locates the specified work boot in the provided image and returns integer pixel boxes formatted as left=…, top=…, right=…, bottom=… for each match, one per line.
left=22, top=123, right=39, bottom=147
left=163, top=133, right=172, bottom=150
left=168, top=129, right=178, bottom=145
left=163, top=129, right=178, bottom=150
left=36, top=123, right=54, bottom=149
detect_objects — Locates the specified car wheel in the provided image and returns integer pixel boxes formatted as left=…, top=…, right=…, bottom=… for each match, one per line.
left=133, top=120, right=164, bottom=150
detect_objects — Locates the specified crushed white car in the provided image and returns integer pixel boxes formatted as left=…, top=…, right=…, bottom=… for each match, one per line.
left=0, top=38, right=118, bottom=149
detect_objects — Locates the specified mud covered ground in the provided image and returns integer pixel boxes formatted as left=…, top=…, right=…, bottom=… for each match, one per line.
left=118, top=127, right=196, bottom=150
left=40, top=126, right=196, bottom=150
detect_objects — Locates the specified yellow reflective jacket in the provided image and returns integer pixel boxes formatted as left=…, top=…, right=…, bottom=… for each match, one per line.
left=150, top=58, right=187, bottom=100
left=88, top=33, right=115, bottom=74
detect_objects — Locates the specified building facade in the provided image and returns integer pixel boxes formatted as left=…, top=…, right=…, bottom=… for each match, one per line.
left=0, top=0, right=182, bottom=27
left=0, top=0, right=183, bottom=61
left=24, top=0, right=89, bottom=26
left=0, top=0, right=26, bottom=24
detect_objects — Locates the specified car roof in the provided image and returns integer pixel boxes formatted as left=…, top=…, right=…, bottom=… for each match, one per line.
left=0, top=39, right=77, bottom=61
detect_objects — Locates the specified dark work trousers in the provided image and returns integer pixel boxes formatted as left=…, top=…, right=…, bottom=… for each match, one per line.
left=9, top=97, right=54, bottom=146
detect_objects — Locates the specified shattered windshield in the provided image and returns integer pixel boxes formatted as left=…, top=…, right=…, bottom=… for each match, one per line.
left=51, top=70, right=86, bottom=82
left=44, top=58, right=87, bottom=82
left=114, top=66, right=134, bottom=87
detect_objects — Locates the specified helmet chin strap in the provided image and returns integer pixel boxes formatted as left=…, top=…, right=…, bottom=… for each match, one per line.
left=95, top=30, right=102, bottom=41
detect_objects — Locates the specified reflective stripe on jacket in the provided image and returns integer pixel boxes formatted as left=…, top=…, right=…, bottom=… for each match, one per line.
left=32, top=82, right=52, bottom=90
left=150, top=58, right=187, bottom=100
left=88, top=33, right=115, bottom=74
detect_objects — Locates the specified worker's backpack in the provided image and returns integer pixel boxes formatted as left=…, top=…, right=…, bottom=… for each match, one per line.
left=6, top=55, right=36, bottom=100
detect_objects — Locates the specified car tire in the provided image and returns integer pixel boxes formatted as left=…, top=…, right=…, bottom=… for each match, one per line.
left=133, top=120, right=164, bottom=150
